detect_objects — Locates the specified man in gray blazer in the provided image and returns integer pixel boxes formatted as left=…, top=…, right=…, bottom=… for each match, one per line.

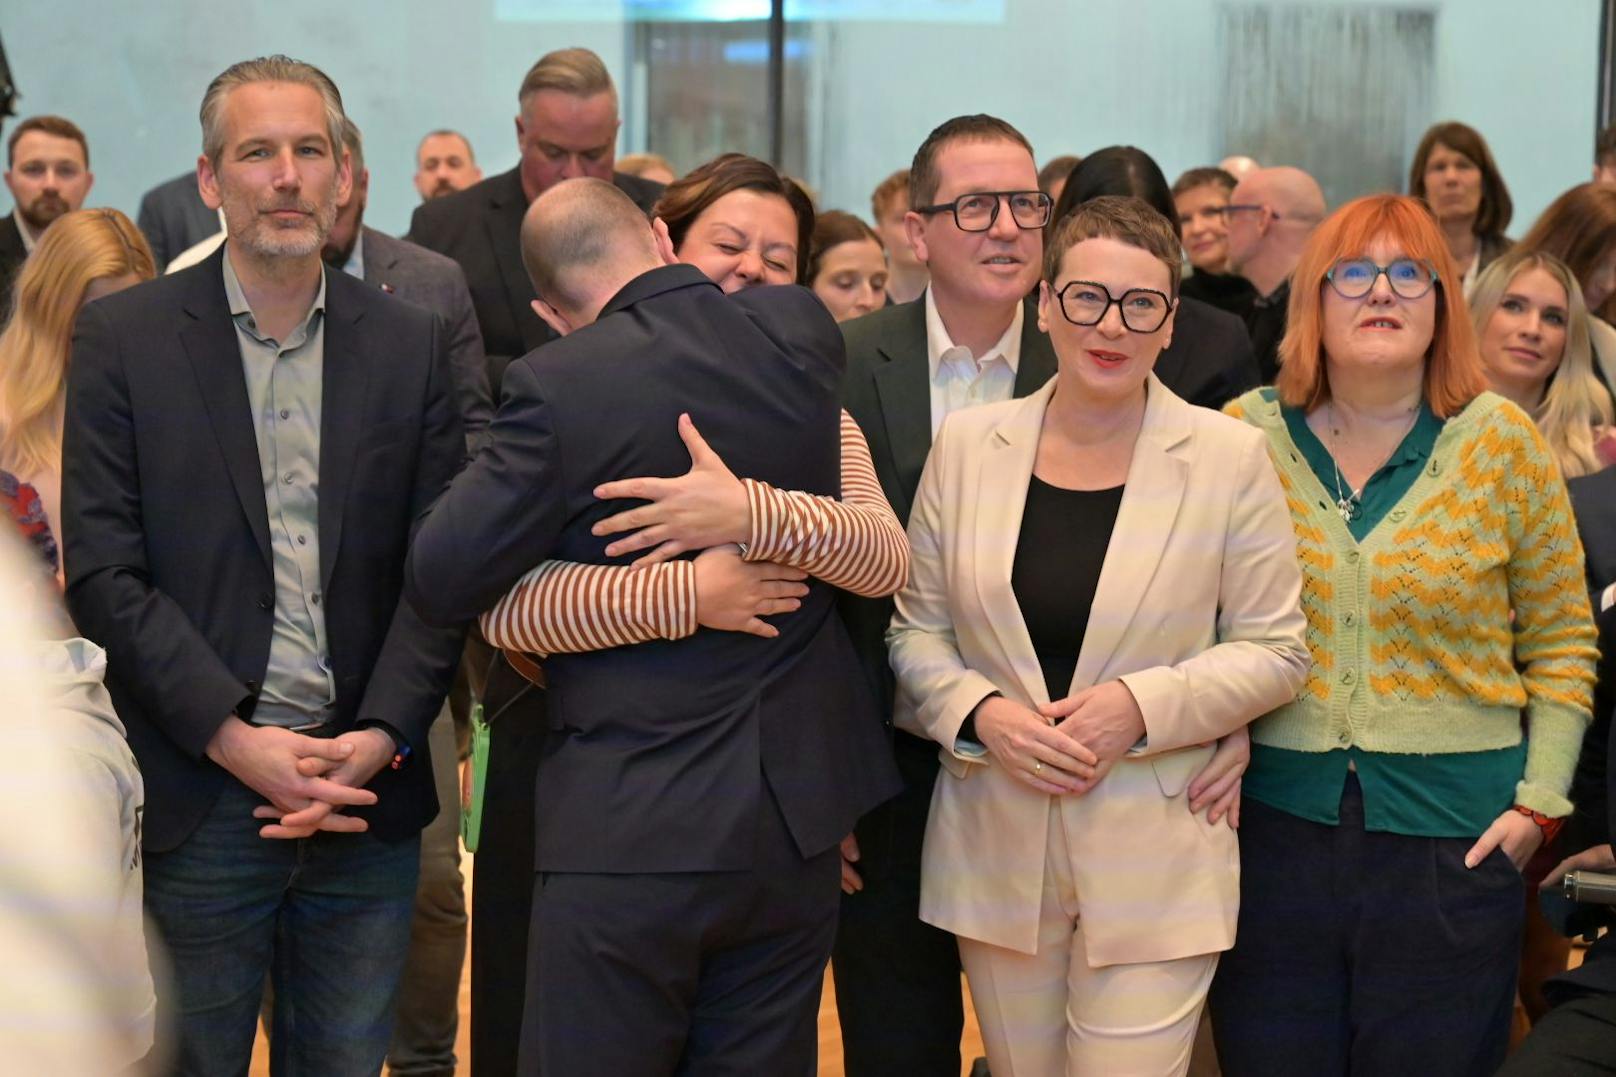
left=319, top=116, right=491, bottom=1077
left=136, top=170, right=222, bottom=273
left=325, top=119, right=493, bottom=453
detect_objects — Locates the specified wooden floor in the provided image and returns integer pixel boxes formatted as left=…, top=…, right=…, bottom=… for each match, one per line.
left=250, top=852, right=987, bottom=1076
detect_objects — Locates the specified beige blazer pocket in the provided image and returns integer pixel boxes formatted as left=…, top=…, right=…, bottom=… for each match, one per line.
left=1148, top=743, right=1216, bottom=798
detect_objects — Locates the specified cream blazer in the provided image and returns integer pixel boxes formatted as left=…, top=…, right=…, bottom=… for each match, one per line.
left=886, top=374, right=1309, bottom=964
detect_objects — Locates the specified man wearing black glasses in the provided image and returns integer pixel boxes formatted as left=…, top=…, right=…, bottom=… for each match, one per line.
left=834, top=113, right=1056, bottom=1077
left=1223, top=166, right=1326, bottom=383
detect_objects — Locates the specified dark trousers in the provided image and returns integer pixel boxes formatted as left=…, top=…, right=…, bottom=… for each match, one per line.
left=387, top=708, right=468, bottom=1076
left=518, top=792, right=841, bottom=1076
left=831, top=730, right=963, bottom=1077
left=1209, top=774, right=1523, bottom=1077
left=468, top=658, right=546, bottom=1077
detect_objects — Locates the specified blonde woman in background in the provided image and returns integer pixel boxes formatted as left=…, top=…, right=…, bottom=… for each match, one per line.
left=0, top=208, right=154, bottom=577
left=1471, top=250, right=1616, bottom=478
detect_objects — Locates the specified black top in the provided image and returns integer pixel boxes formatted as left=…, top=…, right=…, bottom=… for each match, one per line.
left=1011, top=476, right=1126, bottom=702
left=1179, top=270, right=1257, bottom=323
left=1244, top=278, right=1290, bottom=385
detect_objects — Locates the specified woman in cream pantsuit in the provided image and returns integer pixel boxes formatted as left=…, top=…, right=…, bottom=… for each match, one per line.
left=886, top=196, right=1310, bottom=1076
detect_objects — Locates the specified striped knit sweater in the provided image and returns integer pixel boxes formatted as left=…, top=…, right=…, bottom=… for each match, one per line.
left=1228, top=389, right=1598, bottom=816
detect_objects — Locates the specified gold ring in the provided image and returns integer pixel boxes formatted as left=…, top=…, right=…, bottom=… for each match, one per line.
left=1034, top=761, right=1043, bottom=775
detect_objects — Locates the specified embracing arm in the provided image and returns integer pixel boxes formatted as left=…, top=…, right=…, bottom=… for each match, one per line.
left=741, top=411, right=909, bottom=596
left=480, top=410, right=905, bottom=656
left=404, top=356, right=570, bottom=628
left=1115, top=432, right=1311, bottom=756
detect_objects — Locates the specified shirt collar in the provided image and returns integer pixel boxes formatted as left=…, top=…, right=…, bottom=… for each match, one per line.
left=340, top=229, right=365, bottom=281
left=13, top=210, right=38, bottom=253
left=1252, top=276, right=1291, bottom=310
left=924, top=287, right=1023, bottom=379
left=221, top=244, right=327, bottom=339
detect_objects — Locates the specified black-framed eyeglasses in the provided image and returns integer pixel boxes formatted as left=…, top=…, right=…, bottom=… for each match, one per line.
left=913, top=190, right=1052, bottom=232
left=1324, top=258, right=1440, bottom=300
left=1053, top=280, right=1175, bottom=333
left=1215, top=203, right=1274, bottom=220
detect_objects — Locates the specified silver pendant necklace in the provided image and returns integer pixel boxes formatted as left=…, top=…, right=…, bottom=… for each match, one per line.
left=1325, top=401, right=1418, bottom=526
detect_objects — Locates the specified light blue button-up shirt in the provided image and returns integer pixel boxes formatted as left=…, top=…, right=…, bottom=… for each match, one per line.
left=222, top=252, right=336, bottom=728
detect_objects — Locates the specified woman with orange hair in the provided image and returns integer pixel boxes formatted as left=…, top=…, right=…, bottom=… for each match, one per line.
left=1209, top=194, right=1599, bottom=1075
left=0, top=208, right=154, bottom=579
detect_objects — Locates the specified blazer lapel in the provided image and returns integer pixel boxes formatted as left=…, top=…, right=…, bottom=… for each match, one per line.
left=179, top=254, right=272, bottom=572
left=870, top=300, right=932, bottom=522
left=318, top=288, right=371, bottom=589
left=1069, top=375, right=1191, bottom=693
left=972, top=380, right=1057, bottom=706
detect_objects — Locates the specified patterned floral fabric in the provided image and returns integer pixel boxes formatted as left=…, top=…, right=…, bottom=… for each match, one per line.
left=0, top=468, right=59, bottom=574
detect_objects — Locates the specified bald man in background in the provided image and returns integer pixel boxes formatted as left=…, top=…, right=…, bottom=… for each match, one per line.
left=1223, top=166, right=1326, bottom=383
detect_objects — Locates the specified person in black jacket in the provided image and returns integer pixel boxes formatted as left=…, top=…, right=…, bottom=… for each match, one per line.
left=61, top=57, right=463, bottom=1076
left=1051, top=146, right=1262, bottom=408
left=406, top=46, right=662, bottom=397
left=1496, top=465, right=1616, bottom=1075
left=406, top=177, right=899, bottom=1076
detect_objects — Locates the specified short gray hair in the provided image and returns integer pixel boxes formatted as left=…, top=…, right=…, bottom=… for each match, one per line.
left=200, top=55, right=346, bottom=167
left=518, top=48, right=615, bottom=108
left=520, top=178, right=653, bottom=309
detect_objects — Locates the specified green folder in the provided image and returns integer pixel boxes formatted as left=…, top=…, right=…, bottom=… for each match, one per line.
left=461, top=700, right=489, bottom=853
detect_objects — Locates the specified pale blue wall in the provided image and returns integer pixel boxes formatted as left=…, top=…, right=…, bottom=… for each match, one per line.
left=802, top=0, right=1601, bottom=233
left=4, top=0, right=1601, bottom=237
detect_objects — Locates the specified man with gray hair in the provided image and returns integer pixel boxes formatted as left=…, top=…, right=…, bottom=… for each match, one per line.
left=407, top=46, right=664, bottom=396
left=406, top=177, right=899, bottom=1075
left=62, top=55, right=464, bottom=1075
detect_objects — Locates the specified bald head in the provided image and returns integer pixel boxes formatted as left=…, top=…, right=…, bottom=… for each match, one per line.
left=1225, top=166, right=1326, bottom=294
left=521, top=177, right=661, bottom=328
left=1219, top=154, right=1260, bottom=179
left=1237, top=166, right=1325, bottom=221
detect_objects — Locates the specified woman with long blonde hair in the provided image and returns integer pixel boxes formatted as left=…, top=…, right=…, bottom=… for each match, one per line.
left=1470, top=250, right=1615, bottom=478
left=0, top=208, right=154, bottom=569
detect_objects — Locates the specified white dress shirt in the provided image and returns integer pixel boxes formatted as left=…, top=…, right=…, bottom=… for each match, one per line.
left=925, top=288, right=1023, bottom=436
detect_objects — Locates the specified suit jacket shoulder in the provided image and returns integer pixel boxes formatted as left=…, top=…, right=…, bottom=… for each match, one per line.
left=612, top=170, right=665, bottom=213
left=1569, top=467, right=1616, bottom=593
left=361, top=227, right=466, bottom=285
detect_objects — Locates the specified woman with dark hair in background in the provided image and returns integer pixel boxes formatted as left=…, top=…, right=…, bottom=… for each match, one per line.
left=1173, top=166, right=1258, bottom=319
left=653, top=150, right=815, bottom=288
left=1409, top=120, right=1514, bottom=292
left=808, top=210, right=888, bottom=323
left=1515, top=182, right=1616, bottom=397
left=1049, top=146, right=1261, bottom=408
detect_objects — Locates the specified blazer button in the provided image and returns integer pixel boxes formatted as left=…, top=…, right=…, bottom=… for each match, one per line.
left=245, top=679, right=261, bottom=694
left=257, top=594, right=273, bottom=611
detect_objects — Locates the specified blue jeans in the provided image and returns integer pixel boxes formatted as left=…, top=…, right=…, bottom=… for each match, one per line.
left=144, top=776, right=421, bottom=1077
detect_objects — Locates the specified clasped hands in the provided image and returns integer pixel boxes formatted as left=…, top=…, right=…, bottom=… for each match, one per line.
left=206, top=716, right=396, bottom=840
left=591, top=411, right=808, bottom=638
left=972, top=684, right=1248, bottom=826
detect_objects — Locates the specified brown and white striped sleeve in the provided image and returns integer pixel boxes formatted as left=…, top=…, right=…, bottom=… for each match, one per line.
left=479, top=409, right=909, bottom=656
left=479, top=560, right=696, bottom=657
left=741, top=410, right=910, bottom=598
